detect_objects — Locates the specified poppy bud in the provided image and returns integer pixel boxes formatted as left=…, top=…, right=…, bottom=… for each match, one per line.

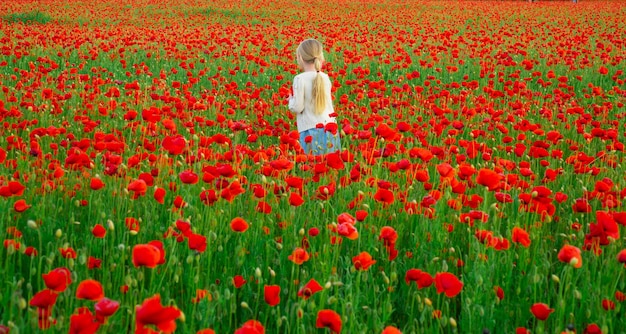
left=27, top=220, right=38, bottom=230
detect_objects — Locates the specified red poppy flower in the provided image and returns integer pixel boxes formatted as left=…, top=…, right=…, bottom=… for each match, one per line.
left=494, top=286, right=504, bottom=300
left=355, top=210, right=368, bottom=221
left=434, top=272, right=463, bottom=298
left=90, top=177, right=105, bottom=190
left=188, top=233, right=207, bottom=253
left=95, top=298, right=120, bottom=323
left=379, top=226, right=398, bottom=247
left=297, top=279, right=323, bottom=299
left=557, top=244, right=582, bottom=268
left=234, top=320, right=265, bottom=334
left=125, top=217, right=140, bottom=233
left=76, top=279, right=104, bottom=301
left=405, top=269, right=433, bottom=289
left=256, top=201, right=272, bottom=214
left=585, top=324, right=602, bottom=334
left=135, top=294, right=182, bottom=334
left=352, top=251, right=376, bottom=271
left=511, top=227, right=531, bottom=247
left=88, top=256, right=102, bottom=270
left=59, top=246, right=77, bottom=259
left=337, top=212, right=356, bottom=225
left=127, top=179, right=148, bottom=199
left=231, top=217, right=249, bottom=232
left=154, top=187, right=166, bottom=204
left=476, top=168, right=502, bottom=191
left=197, top=329, right=216, bottom=334
left=264, top=285, right=280, bottom=306
left=530, top=303, right=553, bottom=320
left=381, top=326, right=402, bottom=334
left=602, top=298, right=615, bottom=310
left=179, top=170, right=199, bottom=184
left=91, top=224, right=106, bottom=238
left=373, top=188, right=395, bottom=205
left=30, top=289, right=58, bottom=310
left=288, top=247, right=310, bottom=265
left=316, top=309, right=342, bottom=333
left=69, top=307, right=100, bottom=334
left=132, top=241, right=165, bottom=268
left=337, top=223, right=359, bottom=240
left=584, top=211, right=619, bottom=252
left=13, top=199, right=30, bottom=212
left=233, top=275, right=247, bottom=288
left=42, top=267, right=72, bottom=292
left=288, top=192, right=304, bottom=206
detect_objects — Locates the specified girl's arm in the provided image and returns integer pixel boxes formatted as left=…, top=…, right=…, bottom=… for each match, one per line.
left=288, top=76, right=304, bottom=113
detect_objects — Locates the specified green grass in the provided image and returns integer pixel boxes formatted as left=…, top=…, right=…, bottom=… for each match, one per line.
left=1, top=11, right=51, bottom=24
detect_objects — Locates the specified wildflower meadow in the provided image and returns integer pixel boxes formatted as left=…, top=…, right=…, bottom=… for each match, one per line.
left=0, top=0, right=625, bottom=333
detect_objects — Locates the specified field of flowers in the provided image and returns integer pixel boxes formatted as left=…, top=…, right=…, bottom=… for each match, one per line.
left=0, top=0, right=625, bottom=333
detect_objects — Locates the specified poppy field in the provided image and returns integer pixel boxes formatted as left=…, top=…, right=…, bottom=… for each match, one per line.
left=1, top=0, right=625, bottom=333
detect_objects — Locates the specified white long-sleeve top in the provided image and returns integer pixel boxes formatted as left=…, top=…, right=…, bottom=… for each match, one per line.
left=288, top=71, right=337, bottom=133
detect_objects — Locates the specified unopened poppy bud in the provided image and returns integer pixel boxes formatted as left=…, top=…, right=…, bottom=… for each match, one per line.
left=325, top=282, right=332, bottom=289
left=424, top=298, right=432, bottom=306
left=531, top=191, right=538, bottom=198
left=569, top=257, right=579, bottom=267
left=442, top=260, right=449, bottom=272
left=27, top=220, right=38, bottom=229
left=276, top=243, right=282, bottom=250
left=130, top=230, right=138, bottom=236
left=390, top=271, right=397, bottom=282
left=327, top=296, right=337, bottom=304
left=186, top=255, right=194, bottom=264
left=241, top=301, right=249, bottom=309
left=270, top=269, right=276, bottom=277
left=450, top=317, right=457, bottom=327
left=16, top=296, right=27, bottom=310
left=68, top=258, right=75, bottom=269
left=299, top=228, right=305, bottom=236
left=55, top=229, right=62, bottom=238
left=107, top=219, right=114, bottom=230
left=255, top=267, right=262, bottom=278
left=174, top=275, right=179, bottom=283
left=574, top=289, right=581, bottom=299
left=179, top=311, right=186, bottom=323
left=382, top=272, right=390, bottom=285
left=551, top=274, right=560, bottom=283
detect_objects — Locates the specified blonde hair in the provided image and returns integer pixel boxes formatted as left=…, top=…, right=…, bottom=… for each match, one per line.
left=297, top=39, right=326, bottom=115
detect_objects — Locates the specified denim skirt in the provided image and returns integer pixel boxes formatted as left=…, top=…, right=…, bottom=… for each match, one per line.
left=299, top=127, right=341, bottom=156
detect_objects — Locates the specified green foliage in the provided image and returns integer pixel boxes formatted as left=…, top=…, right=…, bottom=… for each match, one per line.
left=2, top=11, right=52, bottom=24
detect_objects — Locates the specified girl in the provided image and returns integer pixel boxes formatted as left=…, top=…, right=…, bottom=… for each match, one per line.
left=288, top=39, right=341, bottom=156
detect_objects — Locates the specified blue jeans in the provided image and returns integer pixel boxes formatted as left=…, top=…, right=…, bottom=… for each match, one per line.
left=299, top=128, right=341, bottom=156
